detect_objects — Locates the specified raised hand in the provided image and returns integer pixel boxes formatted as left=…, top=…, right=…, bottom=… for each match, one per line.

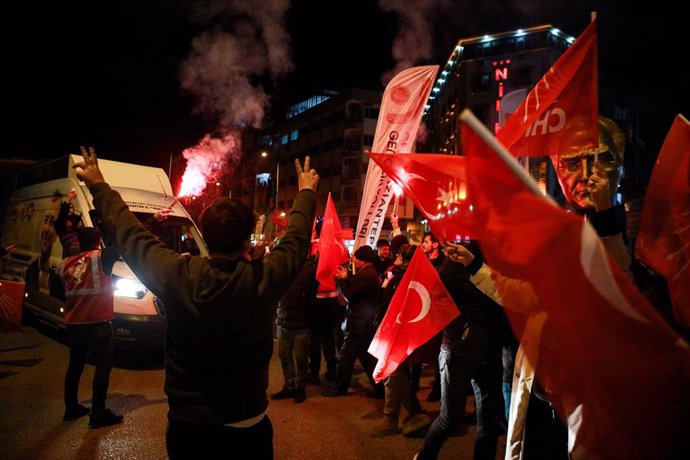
left=586, top=160, right=612, bottom=211
left=442, top=241, right=475, bottom=266
left=72, top=146, right=106, bottom=188
left=295, top=156, right=319, bottom=192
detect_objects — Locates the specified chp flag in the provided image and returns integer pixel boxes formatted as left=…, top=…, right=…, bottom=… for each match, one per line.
left=353, top=65, right=438, bottom=252
left=497, top=18, right=599, bottom=158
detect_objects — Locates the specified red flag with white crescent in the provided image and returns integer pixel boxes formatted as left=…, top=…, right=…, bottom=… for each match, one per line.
left=354, top=65, right=438, bottom=252
left=636, top=114, right=690, bottom=326
left=460, top=109, right=690, bottom=460
left=368, top=247, right=459, bottom=382
left=367, top=151, right=474, bottom=242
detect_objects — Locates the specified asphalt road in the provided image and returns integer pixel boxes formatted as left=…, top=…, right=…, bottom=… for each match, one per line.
left=0, top=326, right=506, bottom=460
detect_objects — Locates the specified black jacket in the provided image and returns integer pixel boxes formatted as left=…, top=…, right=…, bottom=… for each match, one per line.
left=337, top=263, right=381, bottom=335
left=91, top=182, right=315, bottom=424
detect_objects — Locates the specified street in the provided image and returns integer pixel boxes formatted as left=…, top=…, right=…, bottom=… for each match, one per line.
left=0, top=325, right=505, bottom=460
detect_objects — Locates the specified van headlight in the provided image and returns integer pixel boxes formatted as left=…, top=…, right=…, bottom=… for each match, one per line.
left=112, top=276, right=148, bottom=299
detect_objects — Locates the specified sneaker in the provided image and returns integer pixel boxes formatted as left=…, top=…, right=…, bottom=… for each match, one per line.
left=401, top=413, right=432, bottom=437
left=294, top=388, right=306, bottom=404
left=271, top=388, right=295, bottom=400
left=369, top=418, right=400, bottom=437
left=88, top=409, right=123, bottom=429
left=63, top=404, right=90, bottom=421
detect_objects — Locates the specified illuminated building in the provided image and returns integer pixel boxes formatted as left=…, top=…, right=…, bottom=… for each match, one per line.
left=423, top=24, right=576, bottom=200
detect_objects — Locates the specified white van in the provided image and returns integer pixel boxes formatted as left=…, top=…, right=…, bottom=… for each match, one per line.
left=0, top=154, right=208, bottom=350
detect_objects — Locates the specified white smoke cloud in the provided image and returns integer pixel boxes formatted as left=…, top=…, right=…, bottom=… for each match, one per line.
left=180, top=0, right=292, bottom=130
left=379, top=0, right=439, bottom=84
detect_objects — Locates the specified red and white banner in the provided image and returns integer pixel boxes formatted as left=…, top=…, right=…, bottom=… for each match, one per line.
left=460, top=109, right=690, bottom=460
left=354, top=65, right=438, bottom=251
left=0, top=280, right=25, bottom=331
left=368, top=247, right=459, bottom=382
left=316, top=193, right=350, bottom=292
left=497, top=19, right=598, bottom=158
left=636, top=114, right=690, bottom=326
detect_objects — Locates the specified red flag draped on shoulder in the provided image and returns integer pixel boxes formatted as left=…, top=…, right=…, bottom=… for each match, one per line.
left=636, top=114, right=690, bottom=326
left=316, top=193, right=349, bottom=292
left=368, top=247, right=459, bottom=382
left=354, top=65, right=438, bottom=251
left=497, top=19, right=598, bottom=157
left=367, top=152, right=473, bottom=242
left=460, top=109, right=690, bottom=459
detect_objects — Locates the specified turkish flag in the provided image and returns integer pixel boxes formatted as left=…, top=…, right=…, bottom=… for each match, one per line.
left=460, top=110, right=690, bottom=459
left=0, top=280, right=25, bottom=331
left=367, top=152, right=474, bottom=242
left=636, top=114, right=690, bottom=326
left=316, top=193, right=350, bottom=292
left=497, top=18, right=598, bottom=158
left=368, top=247, right=459, bottom=382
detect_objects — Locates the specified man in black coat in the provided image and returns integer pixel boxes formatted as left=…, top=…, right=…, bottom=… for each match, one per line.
left=323, top=245, right=383, bottom=398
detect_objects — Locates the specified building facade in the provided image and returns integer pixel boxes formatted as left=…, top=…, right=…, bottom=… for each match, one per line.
left=422, top=24, right=576, bottom=201
left=257, top=88, right=384, bottom=231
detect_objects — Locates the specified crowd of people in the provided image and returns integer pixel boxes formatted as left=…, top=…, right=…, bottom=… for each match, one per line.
left=54, top=110, right=687, bottom=460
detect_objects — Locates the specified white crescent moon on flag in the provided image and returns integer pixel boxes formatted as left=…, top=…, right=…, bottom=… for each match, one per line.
left=403, top=173, right=444, bottom=219
left=396, top=281, right=431, bottom=324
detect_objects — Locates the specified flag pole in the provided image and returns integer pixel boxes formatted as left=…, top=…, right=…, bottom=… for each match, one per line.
left=591, top=10, right=599, bottom=167
left=459, top=109, right=558, bottom=206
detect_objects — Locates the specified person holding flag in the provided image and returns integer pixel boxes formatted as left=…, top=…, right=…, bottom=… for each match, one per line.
left=414, top=242, right=506, bottom=460
left=370, top=244, right=433, bottom=438
left=322, top=245, right=383, bottom=398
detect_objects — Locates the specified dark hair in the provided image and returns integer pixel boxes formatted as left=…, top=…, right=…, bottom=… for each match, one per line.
left=398, top=244, right=416, bottom=264
left=200, top=198, right=256, bottom=254
left=376, top=238, right=390, bottom=249
left=78, top=227, right=101, bottom=251
left=423, top=231, right=438, bottom=244
left=390, top=234, right=409, bottom=257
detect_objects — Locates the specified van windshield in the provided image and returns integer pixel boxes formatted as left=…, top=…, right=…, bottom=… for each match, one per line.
left=91, top=210, right=204, bottom=256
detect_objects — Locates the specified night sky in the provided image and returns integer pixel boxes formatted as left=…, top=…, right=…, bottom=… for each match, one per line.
left=3, top=0, right=685, bottom=173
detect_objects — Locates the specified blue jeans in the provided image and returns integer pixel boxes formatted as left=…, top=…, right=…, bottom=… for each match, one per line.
left=64, top=321, right=113, bottom=414
left=418, top=349, right=503, bottom=460
left=276, top=326, right=310, bottom=390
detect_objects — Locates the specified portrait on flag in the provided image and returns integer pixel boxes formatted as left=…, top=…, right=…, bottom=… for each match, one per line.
left=460, top=109, right=690, bottom=460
